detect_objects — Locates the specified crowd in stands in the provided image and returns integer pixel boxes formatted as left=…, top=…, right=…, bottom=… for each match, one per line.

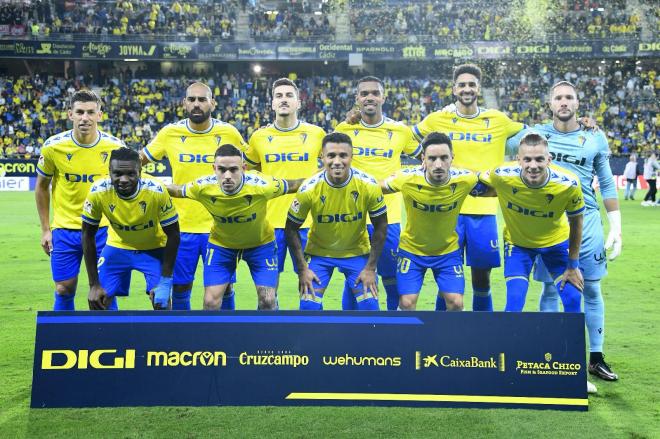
left=249, top=5, right=333, bottom=41
left=495, top=62, right=659, bottom=154
left=546, top=0, right=640, bottom=40
left=1, top=61, right=656, bottom=159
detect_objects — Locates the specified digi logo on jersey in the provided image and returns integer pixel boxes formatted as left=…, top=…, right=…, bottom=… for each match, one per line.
left=353, top=147, right=394, bottom=158
left=214, top=213, right=257, bottom=223
left=550, top=152, right=587, bottom=167
left=41, top=349, right=136, bottom=370
left=110, top=219, right=156, bottom=231
left=264, top=152, right=309, bottom=163
left=506, top=202, right=554, bottom=218
left=179, top=153, right=214, bottom=164
left=412, top=200, right=458, bottom=212
left=64, top=173, right=101, bottom=183
left=448, top=132, right=492, bottom=143
left=317, top=212, right=363, bottom=223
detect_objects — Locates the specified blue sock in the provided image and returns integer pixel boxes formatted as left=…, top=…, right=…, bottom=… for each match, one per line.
left=435, top=292, right=447, bottom=311
left=53, top=292, right=75, bottom=311
left=383, top=277, right=398, bottom=311
left=355, top=293, right=380, bottom=310
left=300, top=296, right=323, bottom=310
left=107, top=296, right=118, bottom=311
left=341, top=280, right=357, bottom=310
left=472, top=288, right=493, bottom=311
left=504, top=277, right=528, bottom=311
left=539, top=282, right=560, bottom=312
left=555, top=279, right=582, bottom=313
left=221, top=287, right=235, bottom=310
left=583, top=280, right=604, bottom=352
left=172, top=290, right=191, bottom=310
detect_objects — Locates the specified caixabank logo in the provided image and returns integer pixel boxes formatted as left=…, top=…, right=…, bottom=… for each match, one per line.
left=515, top=352, right=581, bottom=376
left=40, top=349, right=228, bottom=370
left=415, top=352, right=506, bottom=372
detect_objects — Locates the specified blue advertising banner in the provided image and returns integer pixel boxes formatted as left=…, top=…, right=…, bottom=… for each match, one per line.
left=31, top=311, right=587, bottom=410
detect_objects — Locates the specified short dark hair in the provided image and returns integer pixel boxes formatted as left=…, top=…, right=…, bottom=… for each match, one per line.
left=453, top=64, right=482, bottom=83
left=357, top=76, right=384, bottom=91
left=421, top=132, right=452, bottom=153
left=214, top=144, right=243, bottom=158
left=322, top=132, right=352, bottom=149
left=69, top=89, right=102, bottom=110
left=271, top=78, right=299, bottom=97
left=110, top=147, right=139, bottom=165
left=519, top=132, right=548, bottom=150
left=550, top=80, right=577, bottom=96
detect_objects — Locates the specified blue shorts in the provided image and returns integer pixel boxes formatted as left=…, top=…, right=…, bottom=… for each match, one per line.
left=397, top=249, right=465, bottom=295
left=174, top=232, right=237, bottom=286
left=274, top=228, right=309, bottom=273
left=505, top=240, right=571, bottom=281
left=367, top=223, right=400, bottom=279
left=51, top=227, right=107, bottom=282
left=204, top=241, right=279, bottom=288
left=97, top=245, right=162, bottom=297
left=534, top=209, right=606, bottom=282
left=307, top=254, right=368, bottom=293
left=456, top=214, right=500, bottom=269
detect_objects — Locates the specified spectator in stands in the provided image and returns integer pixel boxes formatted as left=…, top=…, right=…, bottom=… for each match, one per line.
left=623, top=154, right=638, bottom=200
left=642, top=152, right=660, bottom=206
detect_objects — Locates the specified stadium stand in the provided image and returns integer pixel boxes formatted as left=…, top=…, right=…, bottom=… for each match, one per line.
left=249, top=2, right=334, bottom=41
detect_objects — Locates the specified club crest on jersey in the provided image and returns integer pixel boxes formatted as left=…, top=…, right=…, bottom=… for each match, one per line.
left=139, top=201, right=147, bottom=214
left=245, top=195, right=253, bottom=205
left=215, top=135, right=222, bottom=146
left=450, top=183, right=457, bottom=194
left=351, top=191, right=359, bottom=203
left=577, top=135, right=586, bottom=147
left=66, top=153, right=73, bottom=162
left=387, top=130, right=393, bottom=141
left=483, top=118, right=490, bottom=128
left=100, top=152, right=109, bottom=164
left=320, top=195, right=326, bottom=205
left=300, top=133, right=308, bottom=144
left=109, top=204, right=116, bottom=213
left=545, top=194, right=554, bottom=204
left=180, top=136, right=187, bottom=143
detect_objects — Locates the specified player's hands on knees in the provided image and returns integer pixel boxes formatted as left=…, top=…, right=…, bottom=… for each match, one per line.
left=151, top=276, right=173, bottom=310
left=355, top=268, right=378, bottom=299
left=298, top=267, right=320, bottom=300
left=344, top=108, right=361, bottom=125
left=41, top=230, right=53, bottom=256
left=578, top=116, right=600, bottom=131
left=88, top=284, right=110, bottom=310
left=560, top=268, right=584, bottom=292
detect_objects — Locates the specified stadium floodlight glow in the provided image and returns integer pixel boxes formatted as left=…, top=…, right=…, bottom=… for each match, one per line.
left=253, top=64, right=262, bottom=74
left=123, top=59, right=139, bottom=62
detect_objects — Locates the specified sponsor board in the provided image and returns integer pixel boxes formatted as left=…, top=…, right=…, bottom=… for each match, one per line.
left=32, top=311, right=587, bottom=410
left=0, top=177, right=29, bottom=191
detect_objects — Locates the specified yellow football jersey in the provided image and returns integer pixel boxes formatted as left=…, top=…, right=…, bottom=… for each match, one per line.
left=245, top=121, right=325, bottom=228
left=413, top=108, right=524, bottom=215
left=142, top=118, right=247, bottom=233
left=36, top=130, right=125, bottom=229
left=385, top=167, right=478, bottom=256
left=82, top=177, right=178, bottom=251
left=183, top=171, right=288, bottom=249
left=335, top=117, right=421, bottom=224
left=287, top=168, right=387, bottom=258
left=480, top=162, right=585, bottom=248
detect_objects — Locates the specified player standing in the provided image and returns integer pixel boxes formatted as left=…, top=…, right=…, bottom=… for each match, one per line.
left=480, top=133, right=585, bottom=312
left=35, top=90, right=125, bottom=310
left=140, top=82, right=247, bottom=310
left=335, top=76, right=422, bottom=311
left=168, top=144, right=302, bottom=310
left=81, top=148, right=180, bottom=310
left=244, top=78, right=325, bottom=276
left=412, top=64, right=524, bottom=311
left=507, top=81, right=621, bottom=381
left=285, top=133, right=388, bottom=311
left=382, top=132, right=480, bottom=311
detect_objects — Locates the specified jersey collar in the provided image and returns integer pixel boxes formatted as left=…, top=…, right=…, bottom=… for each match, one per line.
left=519, top=168, right=551, bottom=189
left=360, top=117, right=385, bottom=128
left=274, top=120, right=300, bottom=132
left=71, top=130, right=101, bottom=148
left=424, top=170, right=451, bottom=187
left=221, top=174, right=245, bottom=195
left=186, top=119, right=214, bottom=134
left=455, top=107, right=481, bottom=119
left=117, top=180, right=141, bottom=200
left=323, top=168, right=353, bottom=188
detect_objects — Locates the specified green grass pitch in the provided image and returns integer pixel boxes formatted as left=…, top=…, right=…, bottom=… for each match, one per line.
left=0, top=191, right=658, bottom=438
